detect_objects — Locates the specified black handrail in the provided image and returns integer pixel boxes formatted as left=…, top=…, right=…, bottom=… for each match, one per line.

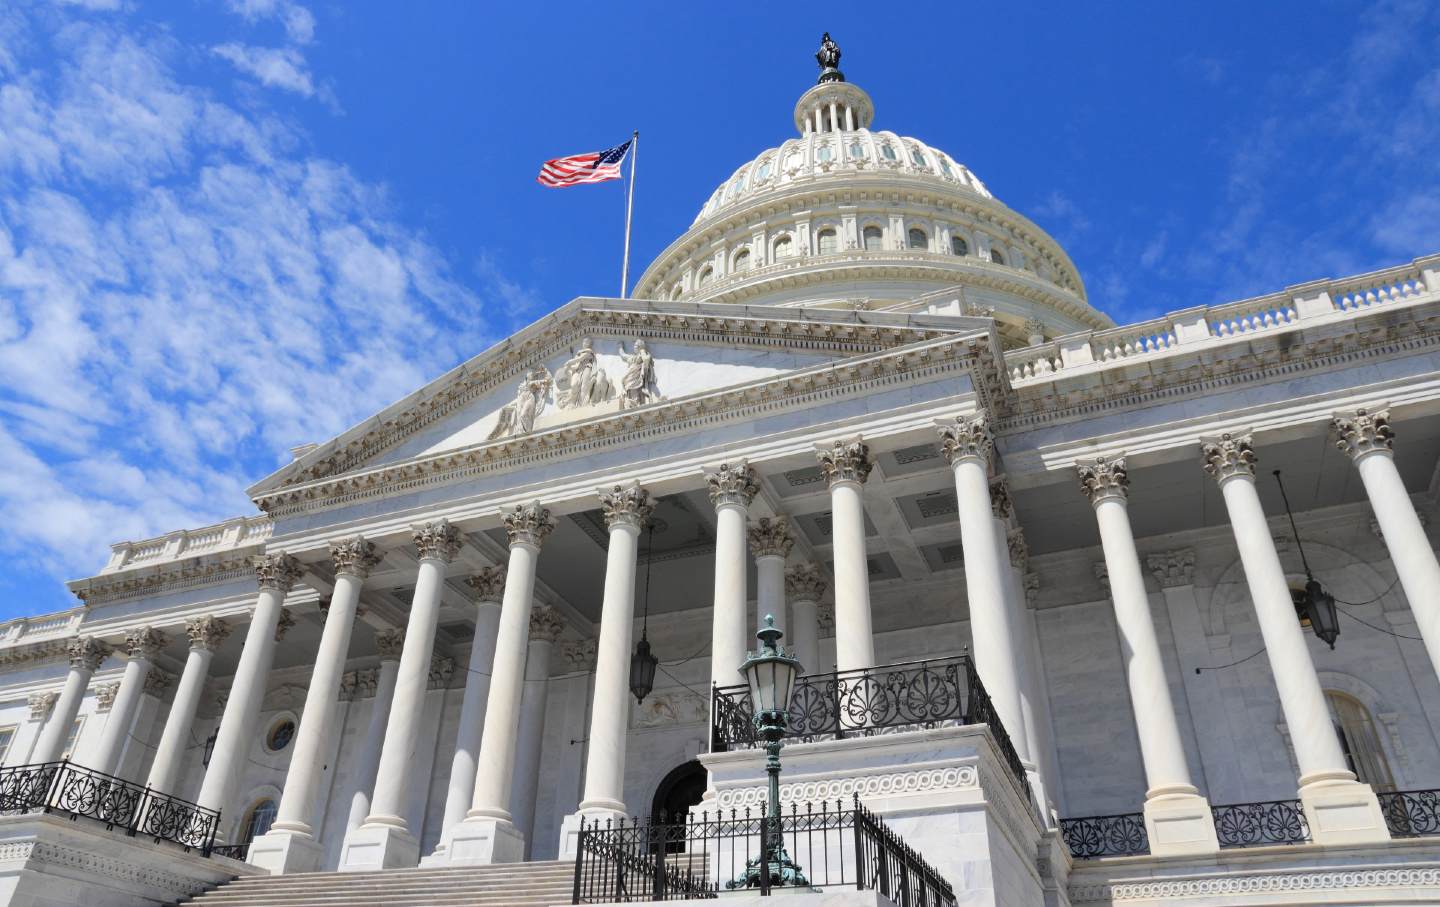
left=1058, top=812, right=1149, bottom=858
left=1212, top=799, right=1309, bottom=848
left=1378, top=789, right=1440, bottom=838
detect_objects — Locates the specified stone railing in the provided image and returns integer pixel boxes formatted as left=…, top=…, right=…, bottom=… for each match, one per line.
left=1005, top=257, right=1440, bottom=383
left=102, top=516, right=273, bottom=574
left=0, top=610, right=83, bottom=645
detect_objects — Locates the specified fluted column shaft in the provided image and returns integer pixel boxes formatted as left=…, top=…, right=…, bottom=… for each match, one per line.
left=817, top=440, right=875, bottom=671
left=345, top=640, right=402, bottom=833
left=707, top=463, right=758, bottom=690
left=147, top=618, right=229, bottom=796
left=437, top=568, right=505, bottom=842
left=93, top=627, right=166, bottom=777
left=32, top=637, right=109, bottom=764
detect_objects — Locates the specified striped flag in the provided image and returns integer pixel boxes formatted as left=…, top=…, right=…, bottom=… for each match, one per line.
left=537, top=139, right=632, bottom=188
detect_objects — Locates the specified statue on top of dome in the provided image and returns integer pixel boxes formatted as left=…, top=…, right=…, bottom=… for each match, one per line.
left=815, top=33, right=844, bottom=84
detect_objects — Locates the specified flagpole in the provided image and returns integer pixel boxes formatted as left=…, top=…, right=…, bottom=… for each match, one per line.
left=620, top=130, right=639, bottom=299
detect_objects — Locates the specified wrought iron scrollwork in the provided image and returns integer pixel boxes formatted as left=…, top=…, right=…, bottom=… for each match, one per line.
left=1379, top=789, right=1440, bottom=838
left=1058, top=812, right=1149, bottom=858
left=1212, top=799, right=1310, bottom=848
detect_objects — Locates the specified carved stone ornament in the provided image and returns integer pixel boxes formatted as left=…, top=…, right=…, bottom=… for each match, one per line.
left=936, top=415, right=993, bottom=466
left=28, top=691, right=58, bottom=722
left=748, top=517, right=794, bottom=559
left=815, top=438, right=873, bottom=487
left=599, top=481, right=653, bottom=531
left=144, top=668, right=173, bottom=697
left=560, top=638, right=598, bottom=672
left=704, top=460, right=759, bottom=509
left=990, top=474, right=1014, bottom=521
left=185, top=616, right=231, bottom=652
left=529, top=605, right=566, bottom=643
left=554, top=337, right=615, bottom=409
left=816, top=602, right=836, bottom=637
left=466, top=566, right=506, bottom=603
left=1201, top=433, right=1257, bottom=483
left=273, top=608, right=298, bottom=642
left=1023, top=572, right=1040, bottom=605
left=413, top=520, right=463, bottom=563
left=785, top=562, right=828, bottom=602
left=1007, top=528, right=1029, bottom=570
left=617, top=339, right=662, bottom=410
left=1022, top=316, right=1046, bottom=339
left=124, top=626, right=167, bottom=661
left=252, top=552, right=302, bottom=592
left=331, top=536, right=382, bottom=578
left=1332, top=408, right=1395, bottom=461
left=488, top=365, right=553, bottom=440
left=1093, top=562, right=1111, bottom=596
left=94, top=682, right=121, bottom=712
left=375, top=628, right=405, bottom=660
left=1147, top=549, right=1196, bottom=588
left=502, top=501, right=556, bottom=549
left=67, top=636, right=109, bottom=672
left=1076, top=456, right=1130, bottom=505
left=429, top=655, right=456, bottom=689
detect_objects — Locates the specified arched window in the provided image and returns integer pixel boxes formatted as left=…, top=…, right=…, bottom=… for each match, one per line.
left=907, top=228, right=928, bottom=250
left=773, top=235, right=793, bottom=258
left=815, top=143, right=833, bottom=163
left=990, top=246, right=1006, bottom=266
left=909, top=147, right=928, bottom=168
left=879, top=143, right=898, bottom=161
left=696, top=266, right=713, bottom=287
left=239, top=798, right=277, bottom=846
left=1325, top=691, right=1395, bottom=791
left=862, top=226, right=884, bottom=251
left=817, top=228, right=838, bottom=255
left=755, top=160, right=773, bottom=181
left=732, top=249, right=750, bottom=271
left=951, top=235, right=969, bottom=256
left=847, top=141, right=866, bottom=160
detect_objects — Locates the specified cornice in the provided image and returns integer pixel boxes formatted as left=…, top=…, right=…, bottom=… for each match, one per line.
left=0, top=638, right=73, bottom=671
left=68, top=550, right=264, bottom=607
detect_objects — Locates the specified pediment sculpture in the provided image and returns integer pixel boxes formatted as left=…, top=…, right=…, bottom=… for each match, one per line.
left=488, top=337, right=664, bottom=440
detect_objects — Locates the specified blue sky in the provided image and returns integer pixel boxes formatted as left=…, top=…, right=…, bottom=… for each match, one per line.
left=0, top=0, right=1437, bottom=618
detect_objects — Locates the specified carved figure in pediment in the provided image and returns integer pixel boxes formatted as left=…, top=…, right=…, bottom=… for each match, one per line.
left=617, top=339, right=661, bottom=409
left=554, top=338, right=614, bottom=409
left=489, top=366, right=553, bottom=439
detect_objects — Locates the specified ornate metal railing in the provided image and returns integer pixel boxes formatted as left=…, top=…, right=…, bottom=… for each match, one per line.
left=1058, top=812, right=1149, bottom=858
left=1379, top=789, right=1440, bottom=838
left=210, top=843, right=251, bottom=860
left=573, top=796, right=954, bottom=905
left=0, top=760, right=220, bottom=855
left=711, top=654, right=1032, bottom=804
left=1212, top=799, right=1310, bottom=848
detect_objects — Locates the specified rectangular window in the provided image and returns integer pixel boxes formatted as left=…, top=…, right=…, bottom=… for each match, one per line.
left=0, top=725, right=15, bottom=765
left=61, top=717, right=84, bottom=760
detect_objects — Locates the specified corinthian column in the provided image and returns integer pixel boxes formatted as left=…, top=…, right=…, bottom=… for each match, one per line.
left=1201, top=433, right=1388, bottom=844
left=254, top=537, right=381, bottom=873
left=1077, top=457, right=1217, bottom=854
left=448, top=502, right=556, bottom=864
left=511, top=606, right=565, bottom=857
left=198, top=552, right=302, bottom=819
left=32, top=637, right=110, bottom=764
left=341, top=521, right=461, bottom=871
left=784, top=564, right=826, bottom=674
left=749, top=517, right=794, bottom=637
left=1333, top=409, right=1440, bottom=683
left=816, top=439, right=875, bottom=671
left=91, top=627, right=167, bottom=777
left=147, top=617, right=229, bottom=797
left=705, top=462, right=758, bottom=689
left=345, top=630, right=403, bottom=835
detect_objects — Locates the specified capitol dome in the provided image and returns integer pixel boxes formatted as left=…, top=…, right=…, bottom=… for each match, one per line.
left=634, top=48, right=1113, bottom=346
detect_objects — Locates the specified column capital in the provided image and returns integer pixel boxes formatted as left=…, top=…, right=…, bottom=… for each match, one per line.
left=502, top=501, right=556, bottom=549
left=936, top=414, right=993, bottom=467
left=1331, top=408, right=1394, bottom=461
left=529, top=605, right=566, bottom=643
left=1077, top=456, right=1130, bottom=505
left=990, top=474, right=1014, bottom=521
left=785, top=562, right=828, bottom=602
left=815, top=438, right=873, bottom=487
left=67, top=635, right=109, bottom=671
left=123, top=626, right=167, bottom=661
left=144, top=667, right=174, bottom=697
left=1023, top=571, right=1040, bottom=605
left=375, top=628, right=405, bottom=661
left=560, top=638, right=597, bottom=672
left=704, top=460, right=759, bottom=509
left=599, top=481, right=653, bottom=531
left=466, top=566, right=507, bottom=604
left=252, top=552, right=302, bottom=592
left=413, top=520, right=463, bottom=563
left=1147, top=549, right=1197, bottom=588
left=273, top=607, right=298, bottom=641
left=816, top=602, right=835, bottom=638
left=1201, top=432, right=1257, bottom=484
left=1007, top=527, right=1029, bottom=571
left=185, top=615, right=231, bottom=652
left=747, top=516, right=794, bottom=559
left=27, top=691, right=58, bottom=722
left=331, top=536, right=382, bottom=578
left=95, top=682, right=121, bottom=713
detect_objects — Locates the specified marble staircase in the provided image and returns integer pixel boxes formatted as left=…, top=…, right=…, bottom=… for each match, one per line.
left=171, top=860, right=576, bottom=907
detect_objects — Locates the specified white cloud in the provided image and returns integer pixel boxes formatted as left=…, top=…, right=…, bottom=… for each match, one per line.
left=225, top=0, right=315, bottom=44
left=212, top=43, right=316, bottom=98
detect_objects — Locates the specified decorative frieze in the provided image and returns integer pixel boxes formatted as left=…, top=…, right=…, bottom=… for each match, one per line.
left=27, top=691, right=58, bottom=722
left=144, top=668, right=173, bottom=697
left=560, top=639, right=598, bottom=672
left=252, top=553, right=303, bottom=592
left=67, top=636, right=109, bottom=671
left=273, top=608, right=298, bottom=642
left=1200, top=432, right=1257, bottom=483
left=1076, top=456, right=1129, bottom=505
left=747, top=517, right=794, bottom=559
left=413, top=520, right=463, bottom=563
left=704, top=461, right=759, bottom=509
left=94, top=682, right=121, bottom=713
left=340, top=668, right=378, bottom=701
left=815, top=438, right=873, bottom=487
left=185, top=616, right=231, bottom=652
left=375, top=629, right=405, bottom=660
left=785, top=562, right=828, bottom=602
left=599, top=482, right=653, bottom=531
left=529, top=605, right=566, bottom=643
left=1147, top=549, right=1196, bottom=588
left=123, top=626, right=167, bottom=661
left=502, top=501, right=556, bottom=549
left=330, top=536, right=382, bottom=578
left=936, top=414, right=993, bottom=466
left=1332, top=407, right=1395, bottom=460
left=466, top=566, right=507, bottom=603
left=712, top=765, right=979, bottom=811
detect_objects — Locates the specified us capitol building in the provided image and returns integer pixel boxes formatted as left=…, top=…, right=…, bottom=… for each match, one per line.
left=1, top=38, right=1438, bottom=907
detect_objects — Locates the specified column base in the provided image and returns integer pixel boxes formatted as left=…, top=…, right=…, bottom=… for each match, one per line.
left=425, top=816, right=526, bottom=866
left=338, top=821, right=419, bottom=872
left=246, top=827, right=325, bottom=874
left=1142, top=791, right=1219, bottom=856
left=558, top=807, right=627, bottom=861
left=1299, top=776, right=1391, bottom=845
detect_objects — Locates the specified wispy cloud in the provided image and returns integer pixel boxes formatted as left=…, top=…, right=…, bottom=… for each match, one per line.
left=224, top=0, right=315, bottom=44
left=212, top=43, right=316, bottom=98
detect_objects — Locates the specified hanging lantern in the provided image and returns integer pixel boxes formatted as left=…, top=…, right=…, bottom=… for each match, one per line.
left=1302, top=578, right=1340, bottom=649
left=629, top=523, right=660, bottom=703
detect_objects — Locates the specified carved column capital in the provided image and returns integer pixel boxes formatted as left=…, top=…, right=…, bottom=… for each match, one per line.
left=1331, top=408, right=1394, bottom=461
left=560, top=638, right=598, bottom=672
left=67, top=636, right=109, bottom=671
left=704, top=461, right=759, bottom=509
left=816, top=602, right=835, bottom=638
left=95, top=682, right=121, bottom=713
left=785, top=562, right=828, bottom=602
left=273, top=608, right=298, bottom=642
left=123, top=626, right=167, bottom=661
left=1007, top=528, right=1029, bottom=571
left=747, top=517, right=794, bottom=559
left=375, top=628, right=405, bottom=661
left=330, top=536, right=382, bottom=578
left=144, top=667, right=174, bottom=697
left=1023, top=572, right=1040, bottom=606
left=466, top=566, right=506, bottom=604
left=990, top=474, right=1014, bottom=520
left=1201, top=432, right=1257, bottom=484
left=815, top=438, right=873, bottom=487
left=185, top=616, right=231, bottom=652
left=529, top=605, right=566, bottom=643
left=599, top=481, right=653, bottom=531
left=1077, top=456, right=1130, bottom=505
left=502, top=501, right=556, bottom=549
left=937, top=414, right=993, bottom=467
left=27, top=691, right=58, bottom=722
left=252, top=552, right=302, bottom=592
left=413, top=520, right=462, bottom=563
left=1147, top=549, right=1196, bottom=588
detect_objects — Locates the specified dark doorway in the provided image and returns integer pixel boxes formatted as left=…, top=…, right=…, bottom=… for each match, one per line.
left=650, top=760, right=708, bottom=846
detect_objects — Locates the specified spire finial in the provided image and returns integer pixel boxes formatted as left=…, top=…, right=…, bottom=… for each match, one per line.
left=815, top=32, right=844, bottom=84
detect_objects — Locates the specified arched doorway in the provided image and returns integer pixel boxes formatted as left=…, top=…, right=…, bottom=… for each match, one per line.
left=651, top=760, right=707, bottom=824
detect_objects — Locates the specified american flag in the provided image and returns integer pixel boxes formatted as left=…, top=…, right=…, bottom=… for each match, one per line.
left=537, top=139, right=632, bottom=188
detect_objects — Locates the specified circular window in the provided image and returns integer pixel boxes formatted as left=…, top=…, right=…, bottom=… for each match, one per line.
left=265, top=718, right=296, bottom=753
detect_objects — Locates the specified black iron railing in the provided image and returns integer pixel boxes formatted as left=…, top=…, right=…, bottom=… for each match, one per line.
left=210, top=843, right=251, bottom=860
left=573, top=796, right=955, bottom=905
left=1212, top=799, right=1309, bottom=848
left=712, top=654, right=1031, bottom=804
left=1058, top=812, right=1148, bottom=858
left=0, top=760, right=220, bottom=855
left=1379, top=789, right=1440, bottom=838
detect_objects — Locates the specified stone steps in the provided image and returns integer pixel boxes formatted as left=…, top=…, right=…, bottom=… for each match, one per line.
left=174, top=860, right=577, bottom=907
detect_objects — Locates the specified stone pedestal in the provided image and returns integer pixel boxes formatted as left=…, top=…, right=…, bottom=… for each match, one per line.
left=337, top=821, right=419, bottom=872
left=557, top=807, right=627, bottom=862
left=1298, top=776, right=1391, bottom=845
left=442, top=816, right=526, bottom=866
left=1141, top=792, right=1220, bottom=857
left=244, top=828, right=324, bottom=875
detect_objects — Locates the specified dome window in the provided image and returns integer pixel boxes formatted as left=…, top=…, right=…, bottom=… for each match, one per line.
left=879, top=143, right=898, bottom=161
left=773, top=235, right=794, bottom=258
left=951, top=235, right=969, bottom=256
left=817, top=228, right=838, bottom=255
left=784, top=151, right=802, bottom=171
left=755, top=160, right=773, bottom=181
left=907, top=228, right=928, bottom=251
left=697, top=266, right=713, bottom=287
left=990, top=247, right=1006, bottom=266
left=733, top=249, right=751, bottom=271
left=910, top=148, right=928, bottom=168
left=816, top=143, right=834, bottom=163
left=862, top=226, right=884, bottom=251
left=848, top=141, right=866, bottom=160
left=938, top=158, right=954, bottom=177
